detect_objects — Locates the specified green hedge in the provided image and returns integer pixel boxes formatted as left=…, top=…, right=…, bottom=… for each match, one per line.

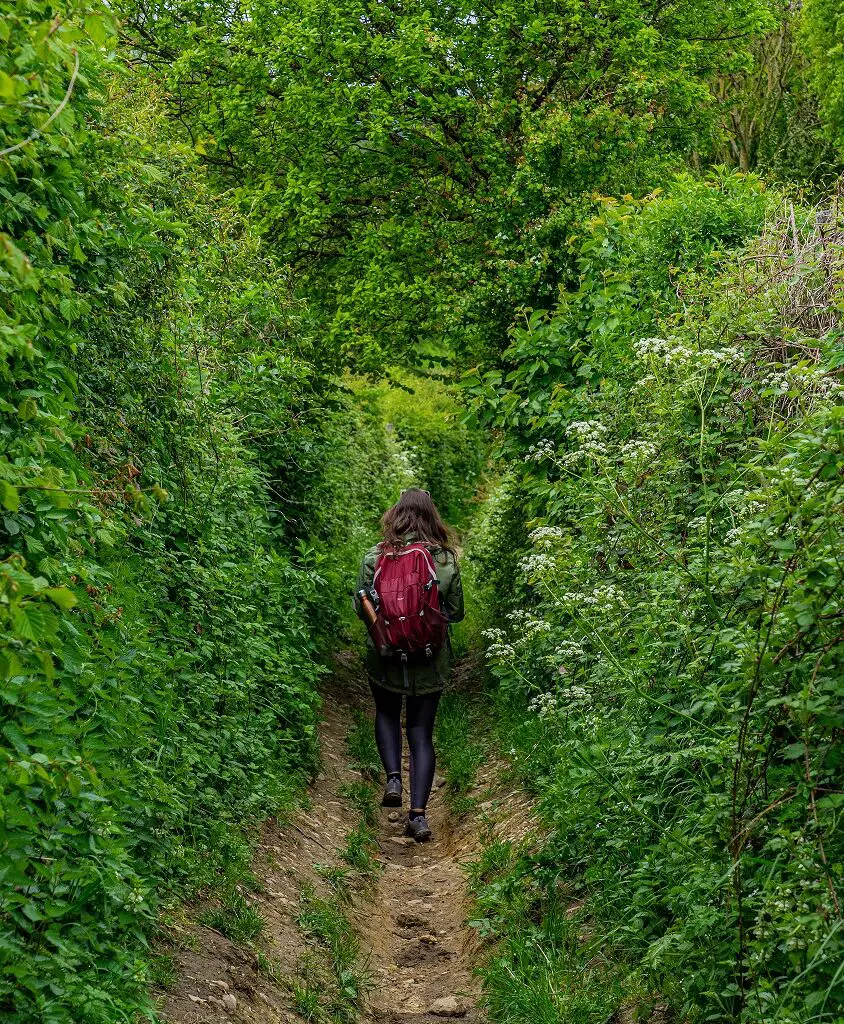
left=0, top=9, right=412, bottom=1021
left=466, top=177, right=843, bottom=1023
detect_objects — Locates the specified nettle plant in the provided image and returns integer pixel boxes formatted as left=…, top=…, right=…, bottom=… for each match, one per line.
left=482, top=203, right=843, bottom=1020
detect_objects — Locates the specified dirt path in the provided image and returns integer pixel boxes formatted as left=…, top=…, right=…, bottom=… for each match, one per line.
left=354, top=742, right=484, bottom=1024
left=160, top=653, right=486, bottom=1024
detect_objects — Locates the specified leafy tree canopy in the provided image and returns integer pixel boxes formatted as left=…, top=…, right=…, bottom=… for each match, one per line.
left=124, top=0, right=776, bottom=370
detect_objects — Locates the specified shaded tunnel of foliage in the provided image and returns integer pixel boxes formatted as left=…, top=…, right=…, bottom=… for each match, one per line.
left=1, top=3, right=842, bottom=1024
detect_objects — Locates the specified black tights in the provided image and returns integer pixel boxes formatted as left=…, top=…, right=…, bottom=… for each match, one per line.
left=369, top=681, right=442, bottom=812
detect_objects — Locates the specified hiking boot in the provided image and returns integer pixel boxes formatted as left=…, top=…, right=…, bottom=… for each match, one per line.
left=405, top=814, right=432, bottom=842
left=382, top=775, right=402, bottom=807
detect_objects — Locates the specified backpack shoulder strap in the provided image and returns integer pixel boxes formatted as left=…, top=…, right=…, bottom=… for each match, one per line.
left=372, top=550, right=386, bottom=596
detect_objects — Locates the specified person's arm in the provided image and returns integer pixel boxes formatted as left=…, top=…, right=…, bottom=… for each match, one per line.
left=352, top=549, right=377, bottom=618
left=441, top=555, right=465, bottom=623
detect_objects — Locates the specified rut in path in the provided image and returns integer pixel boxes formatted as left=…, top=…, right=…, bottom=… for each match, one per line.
left=160, top=652, right=488, bottom=1024
left=352, top=715, right=484, bottom=1024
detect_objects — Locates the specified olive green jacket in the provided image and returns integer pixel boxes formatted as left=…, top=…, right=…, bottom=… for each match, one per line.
left=353, top=533, right=464, bottom=695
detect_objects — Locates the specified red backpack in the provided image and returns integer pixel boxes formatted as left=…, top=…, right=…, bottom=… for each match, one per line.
left=372, top=544, right=449, bottom=661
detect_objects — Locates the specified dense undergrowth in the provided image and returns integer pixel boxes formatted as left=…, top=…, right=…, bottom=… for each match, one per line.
left=2, top=2, right=843, bottom=1024
left=464, top=179, right=843, bottom=1022
left=0, top=7, right=479, bottom=1022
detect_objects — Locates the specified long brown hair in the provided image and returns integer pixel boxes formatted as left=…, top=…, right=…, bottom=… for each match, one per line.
left=380, top=488, right=454, bottom=553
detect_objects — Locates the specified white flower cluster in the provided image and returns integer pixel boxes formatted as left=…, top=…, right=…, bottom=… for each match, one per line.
left=483, top=620, right=555, bottom=660
left=722, top=489, right=748, bottom=508
left=755, top=364, right=843, bottom=401
left=529, top=525, right=565, bottom=548
left=529, top=684, right=595, bottom=721
left=485, top=610, right=557, bottom=664
left=518, top=551, right=558, bottom=577
left=634, top=336, right=685, bottom=362
left=525, top=438, right=556, bottom=463
left=814, top=375, right=843, bottom=399
left=722, top=489, right=768, bottom=545
left=554, top=639, right=585, bottom=659
left=620, top=439, right=658, bottom=463
left=755, top=369, right=792, bottom=393
left=521, top=615, right=552, bottom=635
left=724, top=525, right=747, bottom=545
left=557, top=449, right=586, bottom=467
left=546, top=637, right=587, bottom=675
left=558, top=419, right=609, bottom=466
left=508, top=610, right=554, bottom=644
left=634, top=336, right=744, bottom=370
left=481, top=627, right=506, bottom=642
left=485, top=640, right=516, bottom=660
left=748, top=865, right=826, bottom=949
left=568, top=420, right=609, bottom=441
left=391, top=442, right=419, bottom=483
left=559, top=583, right=626, bottom=612
left=528, top=691, right=559, bottom=718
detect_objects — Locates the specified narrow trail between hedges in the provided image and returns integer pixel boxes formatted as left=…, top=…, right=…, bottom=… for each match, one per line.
left=161, top=652, right=493, bottom=1024
left=351, top=698, right=484, bottom=1024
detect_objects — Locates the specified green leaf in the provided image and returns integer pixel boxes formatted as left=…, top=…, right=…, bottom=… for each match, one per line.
left=0, top=650, right=23, bottom=681
left=43, top=487, right=72, bottom=510
left=17, top=397, right=37, bottom=422
left=10, top=603, right=56, bottom=641
left=0, top=479, right=19, bottom=512
left=85, top=14, right=109, bottom=46
left=0, top=71, right=17, bottom=100
left=44, top=586, right=77, bottom=611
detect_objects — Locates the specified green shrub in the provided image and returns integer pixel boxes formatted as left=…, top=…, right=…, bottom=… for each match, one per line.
left=372, top=373, right=487, bottom=528
left=468, top=184, right=843, bottom=1022
left=0, top=10, right=414, bottom=1022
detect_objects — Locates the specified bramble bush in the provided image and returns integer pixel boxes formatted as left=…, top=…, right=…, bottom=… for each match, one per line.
left=466, top=179, right=843, bottom=1023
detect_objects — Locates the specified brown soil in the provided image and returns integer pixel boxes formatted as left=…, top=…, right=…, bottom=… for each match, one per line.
left=158, top=652, right=508, bottom=1024
left=351, top=743, right=483, bottom=1023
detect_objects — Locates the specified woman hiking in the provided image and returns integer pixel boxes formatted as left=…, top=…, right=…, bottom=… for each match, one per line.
left=354, top=488, right=464, bottom=842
